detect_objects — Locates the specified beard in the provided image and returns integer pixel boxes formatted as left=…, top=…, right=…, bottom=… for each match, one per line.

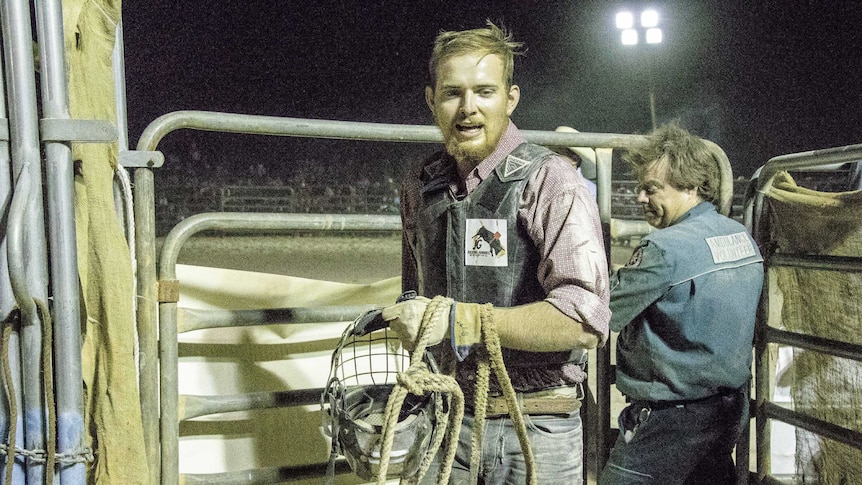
left=444, top=137, right=493, bottom=169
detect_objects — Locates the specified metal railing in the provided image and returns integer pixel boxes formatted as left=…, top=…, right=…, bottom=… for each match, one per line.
left=131, top=110, right=737, bottom=484
left=747, top=145, right=862, bottom=484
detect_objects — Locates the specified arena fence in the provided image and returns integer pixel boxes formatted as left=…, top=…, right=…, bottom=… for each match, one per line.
left=746, top=145, right=862, bottom=484
left=131, top=110, right=740, bottom=484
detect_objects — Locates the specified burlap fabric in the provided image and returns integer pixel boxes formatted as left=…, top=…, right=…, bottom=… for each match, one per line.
left=765, top=171, right=862, bottom=484
left=65, top=0, right=151, bottom=483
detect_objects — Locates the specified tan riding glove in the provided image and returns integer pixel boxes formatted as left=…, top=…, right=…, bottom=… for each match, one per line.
left=381, top=295, right=483, bottom=360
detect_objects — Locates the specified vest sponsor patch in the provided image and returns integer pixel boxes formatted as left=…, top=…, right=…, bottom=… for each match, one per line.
left=465, top=219, right=508, bottom=267
left=705, top=232, right=757, bottom=264
left=503, top=155, right=532, bottom=177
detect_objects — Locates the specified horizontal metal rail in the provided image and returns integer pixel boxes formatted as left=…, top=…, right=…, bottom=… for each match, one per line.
left=158, top=212, right=401, bottom=485
left=180, top=460, right=352, bottom=485
left=178, top=305, right=378, bottom=333
left=179, top=388, right=324, bottom=421
left=136, top=111, right=737, bottom=484
left=136, top=110, right=646, bottom=152
left=765, top=327, right=862, bottom=363
left=768, top=253, right=862, bottom=273
left=763, top=402, right=862, bottom=450
left=751, top=142, right=862, bottom=484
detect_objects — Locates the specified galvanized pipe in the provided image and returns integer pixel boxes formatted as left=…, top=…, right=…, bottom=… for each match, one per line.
left=33, top=0, right=87, bottom=482
left=178, top=306, right=378, bottom=333
left=181, top=461, right=352, bottom=485
left=136, top=110, right=647, bottom=152
left=179, top=388, right=324, bottom=421
left=751, top=144, right=862, bottom=243
left=134, top=110, right=735, bottom=483
left=157, top=212, right=400, bottom=485
left=1, top=0, right=50, bottom=482
left=748, top=143, right=862, bottom=482
left=0, top=44, right=25, bottom=485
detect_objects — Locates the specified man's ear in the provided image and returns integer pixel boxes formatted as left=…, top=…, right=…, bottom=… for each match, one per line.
left=506, top=85, right=520, bottom=116
left=425, top=86, right=435, bottom=112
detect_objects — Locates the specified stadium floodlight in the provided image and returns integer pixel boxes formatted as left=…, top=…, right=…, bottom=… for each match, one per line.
left=614, top=8, right=663, bottom=129
left=641, top=10, right=659, bottom=28
left=616, top=11, right=634, bottom=30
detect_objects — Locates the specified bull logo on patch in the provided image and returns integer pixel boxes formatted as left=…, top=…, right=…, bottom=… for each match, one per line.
left=472, top=225, right=506, bottom=257
left=465, top=219, right=508, bottom=267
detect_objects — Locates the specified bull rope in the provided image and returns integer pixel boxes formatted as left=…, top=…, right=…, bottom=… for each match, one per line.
left=375, top=297, right=464, bottom=485
left=375, top=296, right=537, bottom=485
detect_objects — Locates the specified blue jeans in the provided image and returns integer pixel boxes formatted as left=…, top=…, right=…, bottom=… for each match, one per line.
left=420, top=410, right=583, bottom=484
left=598, top=388, right=747, bottom=485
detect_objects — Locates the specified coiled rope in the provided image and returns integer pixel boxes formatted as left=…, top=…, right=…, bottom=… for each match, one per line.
left=375, top=296, right=464, bottom=485
left=376, top=297, right=537, bottom=484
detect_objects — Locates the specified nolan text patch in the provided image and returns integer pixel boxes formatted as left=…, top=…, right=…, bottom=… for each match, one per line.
left=465, top=219, right=508, bottom=267
left=705, top=232, right=757, bottom=264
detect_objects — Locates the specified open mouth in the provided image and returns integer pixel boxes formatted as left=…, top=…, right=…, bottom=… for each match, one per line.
left=456, top=123, right=483, bottom=136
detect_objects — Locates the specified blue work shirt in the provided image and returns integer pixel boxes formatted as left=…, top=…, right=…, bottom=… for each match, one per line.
left=610, top=202, right=764, bottom=402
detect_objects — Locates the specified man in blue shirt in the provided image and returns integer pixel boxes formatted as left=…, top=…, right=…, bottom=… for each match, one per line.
left=599, top=124, right=764, bottom=485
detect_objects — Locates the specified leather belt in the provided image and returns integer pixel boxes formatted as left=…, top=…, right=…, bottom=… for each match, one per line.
left=483, top=386, right=584, bottom=417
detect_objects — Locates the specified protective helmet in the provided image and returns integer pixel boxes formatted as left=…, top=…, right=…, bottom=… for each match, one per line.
left=322, top=297, right=443, bottom=482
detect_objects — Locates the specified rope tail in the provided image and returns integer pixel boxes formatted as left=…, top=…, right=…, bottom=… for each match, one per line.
left=479, top=305, right=537, bottom=484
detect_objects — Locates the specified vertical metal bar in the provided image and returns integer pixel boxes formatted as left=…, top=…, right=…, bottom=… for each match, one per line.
left=113, top=17, right=161, bottom=480
left=0, top=0, right=49, bottom=482
left=132, top=165, right=158, bottom=482
left=755, top=277, right=772, bottom=483
left=594, top=148, right=614, bottom=473
left=0, top=46, right=26, bottom=485
left=33, top=0, right=86, bottom=482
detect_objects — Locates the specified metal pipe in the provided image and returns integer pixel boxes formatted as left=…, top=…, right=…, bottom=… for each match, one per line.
left=34, top=0, right=87, bottom=482
left=594, top=147, right=614, bottom=472
left=136, top=110, right=647, bottom=153
left=769, top=254, right=862, bottom=273
left=1, top=0, right=50, bottom=482
left=755, top=143, right=862, bottom=193
left=751, top=143, right=862, bottom=242
left=157, top=212, right=400, bottom=485
left=0, top=41, right=24, bottom=485
left=765, top=327, right=862, bottom=363
left=132, top=166, right=159, bottom=483
left=132, top=110, right=732, bottom=484
left=178, top=305, right=378, bottom=333
left=763, top=401, right=862, bottom=450
left=181, top=460, right=352, bottom=485
left=179, top=388, right=323, bottom=421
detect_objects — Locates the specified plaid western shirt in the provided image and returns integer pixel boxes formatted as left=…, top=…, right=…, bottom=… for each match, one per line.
left=400, top=121, right=611, bottom=341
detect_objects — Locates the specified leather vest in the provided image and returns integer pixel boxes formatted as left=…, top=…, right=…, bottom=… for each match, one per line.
left=415, top=143, right=588, bottom=397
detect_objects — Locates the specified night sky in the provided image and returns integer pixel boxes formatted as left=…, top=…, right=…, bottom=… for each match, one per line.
left=121, top=1, right=862, bottom=179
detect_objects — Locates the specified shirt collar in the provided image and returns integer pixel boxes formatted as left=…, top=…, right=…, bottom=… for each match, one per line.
left=421, top=121, right=524, bottom=197
left=464, top=121, right=524, bottom=187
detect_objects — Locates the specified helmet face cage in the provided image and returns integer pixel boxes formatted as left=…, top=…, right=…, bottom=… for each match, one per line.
left=322, top=313, right=440, bottom=481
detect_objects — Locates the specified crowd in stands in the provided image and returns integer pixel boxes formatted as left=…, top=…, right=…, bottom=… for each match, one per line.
left=152, top=143, right=857, bottom=237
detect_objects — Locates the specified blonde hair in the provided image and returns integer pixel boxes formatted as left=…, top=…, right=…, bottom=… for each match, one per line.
left=428, top=20, right=524, bottom=89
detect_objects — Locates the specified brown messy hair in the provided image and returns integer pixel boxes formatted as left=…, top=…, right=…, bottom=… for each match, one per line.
left=428, top=20, right=524, bottom=90
left=624, top=122, right=721, bottom=205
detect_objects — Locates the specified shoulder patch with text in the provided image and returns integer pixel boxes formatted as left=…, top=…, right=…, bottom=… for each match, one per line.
left=465, top=219, right=508, bottom=267
left=705, top=232, right=757, bottom=264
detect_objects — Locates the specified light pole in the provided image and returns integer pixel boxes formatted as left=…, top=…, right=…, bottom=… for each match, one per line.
left=616, top=9, right=663, bottom=130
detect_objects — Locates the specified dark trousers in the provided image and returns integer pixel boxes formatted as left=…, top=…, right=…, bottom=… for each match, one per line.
left=598, top=388, right=747, bottom=485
